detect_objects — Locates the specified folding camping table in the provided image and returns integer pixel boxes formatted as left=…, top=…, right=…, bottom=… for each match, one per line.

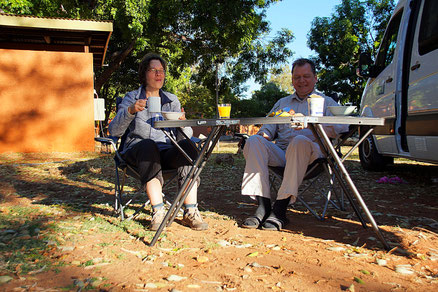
left=150, top=116, right=390, bottom=250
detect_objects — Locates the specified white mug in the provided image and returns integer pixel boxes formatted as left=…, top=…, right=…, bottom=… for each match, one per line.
left=308, top=97, right=325, bottom=116
left=148, top=96, right=161, bottom=113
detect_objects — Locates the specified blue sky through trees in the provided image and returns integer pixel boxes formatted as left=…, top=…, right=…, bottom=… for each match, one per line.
left=244, top=0, right=342, bottom=97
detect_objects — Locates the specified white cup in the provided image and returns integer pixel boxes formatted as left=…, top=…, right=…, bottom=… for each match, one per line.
left=307, top=96, right=325, bottom=116
left=148, top=96, right=161, bottom=113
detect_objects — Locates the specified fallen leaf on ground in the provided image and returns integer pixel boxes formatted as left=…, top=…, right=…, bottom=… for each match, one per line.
left=196, top=256, right=209, bottom=263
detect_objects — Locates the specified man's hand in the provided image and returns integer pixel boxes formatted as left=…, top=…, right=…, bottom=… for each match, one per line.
left=128, top=99, right=147, bottom=115
left=292, top=113, right=305, bottom=130
left=258, top=132, right=271, bottom=141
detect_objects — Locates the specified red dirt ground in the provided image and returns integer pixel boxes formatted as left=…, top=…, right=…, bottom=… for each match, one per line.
left=0, top=145, right=437, bottom=291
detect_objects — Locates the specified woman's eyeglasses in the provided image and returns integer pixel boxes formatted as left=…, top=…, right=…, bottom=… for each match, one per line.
left=148, top=68, right=166, bottom=75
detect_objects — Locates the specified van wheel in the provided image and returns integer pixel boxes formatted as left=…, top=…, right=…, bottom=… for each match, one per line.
left=359, top=135, right=392, bottom=171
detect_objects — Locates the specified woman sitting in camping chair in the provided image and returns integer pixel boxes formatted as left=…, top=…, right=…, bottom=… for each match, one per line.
left=108, top=53, right=208, bottom=231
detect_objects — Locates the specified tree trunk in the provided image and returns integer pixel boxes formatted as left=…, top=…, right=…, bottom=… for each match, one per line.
left=94, top=39, right=137, bottom=93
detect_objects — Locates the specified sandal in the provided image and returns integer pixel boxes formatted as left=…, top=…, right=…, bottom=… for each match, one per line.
left=242, top=216, right=262, bottom=229
left=261, top=216, right=289, bottom=231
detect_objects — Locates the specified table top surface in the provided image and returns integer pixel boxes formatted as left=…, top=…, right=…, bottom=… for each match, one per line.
left=154, top=116, right=385, bottom=128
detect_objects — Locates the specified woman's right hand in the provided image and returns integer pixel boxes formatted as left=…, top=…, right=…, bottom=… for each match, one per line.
left=128, top=99, right=147, bottom=114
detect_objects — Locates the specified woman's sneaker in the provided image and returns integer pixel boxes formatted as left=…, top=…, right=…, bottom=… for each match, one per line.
left=182, top=207, right=208, bottom=231
left=150, top=207, right=166, bottom=231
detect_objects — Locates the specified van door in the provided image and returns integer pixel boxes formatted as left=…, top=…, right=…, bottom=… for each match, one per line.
left=363, top=9, right=404, bottom=155
left=405, top=0, right=438, bottom=161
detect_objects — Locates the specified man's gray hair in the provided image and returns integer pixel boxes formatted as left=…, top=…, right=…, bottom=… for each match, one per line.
left=291, top=58, right=316, bottom=75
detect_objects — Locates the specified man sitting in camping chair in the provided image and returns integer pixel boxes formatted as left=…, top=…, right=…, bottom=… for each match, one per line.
left=108, top=53, right=208, bottom=231
left=241, top=58, right=348, bottom=231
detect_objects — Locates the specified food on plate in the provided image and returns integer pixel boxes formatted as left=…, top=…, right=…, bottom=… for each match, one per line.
left=267, top=107, right=296, bottom=117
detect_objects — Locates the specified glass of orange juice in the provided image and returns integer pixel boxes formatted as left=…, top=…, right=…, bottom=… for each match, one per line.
left=218, top=103, right=231, bottom=119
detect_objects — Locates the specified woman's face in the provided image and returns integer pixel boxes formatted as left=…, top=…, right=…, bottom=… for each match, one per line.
left=145, top=59, right=165, bottom=91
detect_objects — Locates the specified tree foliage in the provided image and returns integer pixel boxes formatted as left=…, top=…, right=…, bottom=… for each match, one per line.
left=241, top=82, right=288, bottom=117
left=307, top=0, right=395, bottom=105
left=268, top=65, right=294, bottom=94
left=1, top=0, right=294, bottom=122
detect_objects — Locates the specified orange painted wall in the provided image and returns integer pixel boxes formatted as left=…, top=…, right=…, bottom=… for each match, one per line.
left=0, top=49, right=95, bottom=153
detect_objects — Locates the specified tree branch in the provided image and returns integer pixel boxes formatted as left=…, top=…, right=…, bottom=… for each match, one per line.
left=95, top=39, right=137, bottom=93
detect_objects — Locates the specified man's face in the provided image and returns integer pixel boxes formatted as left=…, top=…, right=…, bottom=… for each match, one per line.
left=292, top=63, right=317, bottom=98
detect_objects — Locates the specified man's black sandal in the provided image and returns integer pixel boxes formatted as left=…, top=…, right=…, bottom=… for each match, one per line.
left=242, top=216, right=262, bottom=229
left=261, top=216, right=289, bottom=231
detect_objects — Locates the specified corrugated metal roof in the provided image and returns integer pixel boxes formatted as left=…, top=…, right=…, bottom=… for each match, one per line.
left=0, top=13, right=113, bottom=31
left=0, top=13, right=113, bottom=68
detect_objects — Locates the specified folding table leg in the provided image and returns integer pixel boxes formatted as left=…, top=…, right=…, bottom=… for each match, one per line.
left=313, top=124, right=390, bottom=250
left=149, top=125, right=225, bottom=246
left=165, top=126, right=224, bottom=227
left=341, top=127, right=374, bottom=163
left=310, top=125, right=367, bottom=227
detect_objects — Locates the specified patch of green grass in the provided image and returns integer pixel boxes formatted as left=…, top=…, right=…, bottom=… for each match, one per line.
left=58, top=284, right=77, bottom=291
left=0, top=225, right=52, bottom=274
left=203, top=241, right=220, bottom=251
left=0, top=206, right=65, bottom=275
left=82, top=259, right=94, bottom=267
left=80, top=216, right=123, bottom=233
left=97, top=242, right=113, bottom=247
left=117, top=220, right=152, bottom=238
left=109, top=249, right=127, bottom=260
left=55, top=260, right=67, bottom=267
left=144, top=230, right=167, bottom=242
left=0, top=206, right=40, bottom=220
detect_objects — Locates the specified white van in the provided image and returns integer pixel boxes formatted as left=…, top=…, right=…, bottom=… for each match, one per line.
left=357, top=0, right=438, bottom=170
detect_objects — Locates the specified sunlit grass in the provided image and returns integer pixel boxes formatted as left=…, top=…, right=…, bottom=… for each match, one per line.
left=212, top=141, right=240, bottom=154
left=340, top=145, right=435, bottom=165
left=0, top=151, right=102, bottom=165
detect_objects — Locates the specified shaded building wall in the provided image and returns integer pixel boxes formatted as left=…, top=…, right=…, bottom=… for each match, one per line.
left=0, top=49, right=94, bottom=152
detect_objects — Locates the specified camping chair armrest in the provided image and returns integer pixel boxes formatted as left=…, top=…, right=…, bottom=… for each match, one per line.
left=234, top=133, right=250, bottom=139
left=191, top=136, right=208, bottom=145
left=94, top=137, right=119, bottom=153
left=190, top=136, right=209, bottom=150
left=234, top=133, right=250, bottom=150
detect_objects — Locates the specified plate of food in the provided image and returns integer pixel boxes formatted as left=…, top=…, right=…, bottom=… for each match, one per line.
left=267, top=107, right=295, bottom=117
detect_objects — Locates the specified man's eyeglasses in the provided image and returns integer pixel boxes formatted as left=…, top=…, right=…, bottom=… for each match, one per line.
left=148, top=68, right=166, bottom=75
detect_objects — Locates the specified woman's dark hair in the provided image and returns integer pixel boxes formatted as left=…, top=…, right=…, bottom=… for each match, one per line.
left=291, top=58, right=316, bottom=75
left=138, top=53, right=167, bottom=86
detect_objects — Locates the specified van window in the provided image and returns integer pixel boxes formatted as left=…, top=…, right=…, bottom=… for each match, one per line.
left=418, top=0, right=438, bottom=55
left=376, top=10, right=403, bottom=68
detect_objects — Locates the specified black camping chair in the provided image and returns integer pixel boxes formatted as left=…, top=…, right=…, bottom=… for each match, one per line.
left=235, top=131, right=350, bottom=220
left=95, top=135, right=180, bottom=220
